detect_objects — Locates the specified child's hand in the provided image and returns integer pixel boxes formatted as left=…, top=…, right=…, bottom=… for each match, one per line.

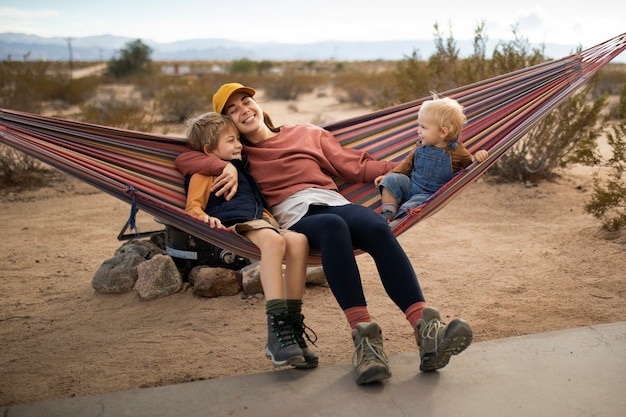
left=202, top=214, right=227, bottom=230
left=374, top=175, right=385, bottom=187
left=474, top=150, right=489, bottom=163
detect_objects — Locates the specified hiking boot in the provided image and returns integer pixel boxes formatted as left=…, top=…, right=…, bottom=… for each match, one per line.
left=266, top=312, right=305, bottom=367
left=290, top=312, right=319, bottom=369
left=415, top=307, right=473, bottom=372
left=351, top=322, right=392, bottom=384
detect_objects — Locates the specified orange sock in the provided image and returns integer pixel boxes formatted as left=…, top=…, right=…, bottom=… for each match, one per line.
left=405, top=301, right=427, bottom=329
left=344, top=306, right=372, bottom=329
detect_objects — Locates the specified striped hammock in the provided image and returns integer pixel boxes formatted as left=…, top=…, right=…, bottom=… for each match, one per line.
left=1, top=32, right=625, bottom=264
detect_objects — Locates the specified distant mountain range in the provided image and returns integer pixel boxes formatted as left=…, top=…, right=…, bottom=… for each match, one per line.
left=0, top=32, right=594, bottom=62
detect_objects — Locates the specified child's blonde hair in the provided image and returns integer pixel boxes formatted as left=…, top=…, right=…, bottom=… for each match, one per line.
left=418, top=94, right=466, bottom=140
left=185, top=112, right=237, bottom=152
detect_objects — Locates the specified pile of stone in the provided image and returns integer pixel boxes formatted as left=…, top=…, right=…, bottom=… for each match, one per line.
left=91, top=233, right=326, bottom=301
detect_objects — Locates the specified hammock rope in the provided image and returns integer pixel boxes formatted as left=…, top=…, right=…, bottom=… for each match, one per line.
left=1, top=32, right=625, bottom=264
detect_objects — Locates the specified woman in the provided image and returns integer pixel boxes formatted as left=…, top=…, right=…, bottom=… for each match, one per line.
left=176, top=83, right=473, bottom=385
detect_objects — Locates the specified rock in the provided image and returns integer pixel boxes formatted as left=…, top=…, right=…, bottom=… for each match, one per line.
left=241, top=262, right=262, bottom=294
left=188, top=266, right=242, bottom=297
left=91, top=252, right=145, bottom=294
left=134, top=254, right=182, bottom=300
left=115, top=238, right=165, bottom=259
left=306, top=266, right=326, bottom=285
left=240, top=263, right=327, bottom=296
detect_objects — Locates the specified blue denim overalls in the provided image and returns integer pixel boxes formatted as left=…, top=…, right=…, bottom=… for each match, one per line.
left=380, top=141, right=457, bottom=218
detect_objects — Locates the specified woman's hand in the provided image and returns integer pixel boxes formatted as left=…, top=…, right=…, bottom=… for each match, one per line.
left=210, top=163, right=239, bottom=200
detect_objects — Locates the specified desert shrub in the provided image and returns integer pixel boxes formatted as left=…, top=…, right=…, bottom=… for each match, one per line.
left=459, top=21, right=491, bottom=85
left=0, top=61, right=51, bottom=113
left=334, top=70, right=394, bottom=107
left=591, top=64, right=626, bottom=98
left=261, top=71, right=316, bottom=100
left=79, top=93, right=158, bottom=132
left=489, top=84, right=606, bottom=182
left=0, top=61, right=101, bottom=112
left=54, top=75, right=101, bottom=105
left=377, top=50, right=431, bottom=108
left=0, top=61, right=56, bottom=185
left=427, top=23, right=463, bottom=92
left=229, top=58, right=257, bottom=74
left=0, top=144, right=47, bottom=187
left=585, top=84, right=626, bottom=230
left=257, top=60, right=275, bottom=75
left=490, top=27, right=546, bottom=75
left=156, top=79, right=213, bottom=122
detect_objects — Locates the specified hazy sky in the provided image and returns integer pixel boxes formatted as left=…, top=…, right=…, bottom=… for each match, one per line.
left=1, top=0, right=624, bottom=50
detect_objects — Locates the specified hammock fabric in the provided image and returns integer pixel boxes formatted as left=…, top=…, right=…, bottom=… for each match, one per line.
left=1, top=33, right=625, bottom=265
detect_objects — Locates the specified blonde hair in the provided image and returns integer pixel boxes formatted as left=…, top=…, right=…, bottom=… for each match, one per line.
left=185, top=112, right=237, bottom=152
left=418, top=94, right=466, bottom=140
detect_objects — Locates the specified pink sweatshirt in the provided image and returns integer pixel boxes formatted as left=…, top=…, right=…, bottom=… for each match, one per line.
left=176, top=124, right=398, bottom=207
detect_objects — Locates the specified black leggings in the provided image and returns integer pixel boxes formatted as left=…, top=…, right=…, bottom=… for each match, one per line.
left=291, top=204, right=425, bottom=312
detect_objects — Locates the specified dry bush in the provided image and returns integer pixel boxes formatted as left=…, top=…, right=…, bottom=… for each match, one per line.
left=334, top=70, right=395, bottom=107
left=79, top=91, right=158, bottom=132
left=260, top=72, right=317, bottom=100
left=585, top=84, right=626, bottom=231
left=156, top=78, right=213, bottom=123
left=0, top=144, right=48, bottom=187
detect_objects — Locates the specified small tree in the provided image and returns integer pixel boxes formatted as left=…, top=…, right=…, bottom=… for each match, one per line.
left=107, top=39, right=153, bottom=79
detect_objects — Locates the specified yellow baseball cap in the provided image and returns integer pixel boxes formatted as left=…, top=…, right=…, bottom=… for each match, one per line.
left=212, top=83, right=256, bottom=114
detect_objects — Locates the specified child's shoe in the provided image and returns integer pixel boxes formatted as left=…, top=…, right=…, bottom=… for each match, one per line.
left=266, top=312, right=305, bottom=367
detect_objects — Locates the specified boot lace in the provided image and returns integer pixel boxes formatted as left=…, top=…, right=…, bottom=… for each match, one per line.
left=352, top=335, right=390, bottom=369
left=271, top=313, right=298, bottom=347
left=420, top=318, right=445, bottom=353
left=291, top=313, right=318, bottom=348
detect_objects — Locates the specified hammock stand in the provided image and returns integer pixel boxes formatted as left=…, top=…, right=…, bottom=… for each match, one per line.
left=1, top=33, right=625, bottom=265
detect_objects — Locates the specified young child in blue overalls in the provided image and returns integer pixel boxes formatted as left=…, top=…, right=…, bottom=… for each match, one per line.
left=375, top=94, right=489, bottom=221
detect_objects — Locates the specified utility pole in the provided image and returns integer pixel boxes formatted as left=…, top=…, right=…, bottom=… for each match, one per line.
left=65, top=37, right=74, bottom=76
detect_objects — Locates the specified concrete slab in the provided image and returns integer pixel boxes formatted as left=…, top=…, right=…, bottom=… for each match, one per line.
left=3, top=321, right=626, bottom=417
